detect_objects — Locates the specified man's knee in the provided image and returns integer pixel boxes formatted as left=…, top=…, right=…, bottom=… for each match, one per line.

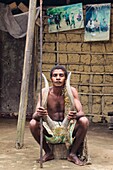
left=79, top=116, right=89, bottom=128
left=29, top=119, right=40, bottom=129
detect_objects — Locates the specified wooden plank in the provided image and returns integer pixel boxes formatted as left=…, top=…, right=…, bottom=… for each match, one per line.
left=86, top=114, right=109, bottom=118
left=101, top=74, right=105, bottom=118
left=56, top=33, right=59, bottom=64
left=71, top=83, right=113, bottom=87
left=49, top=143, right=67, bottom=159
left=88, top=74, right=93, bottom=120
left=16, top=0, right=37, bottom=149
left=18, top=2, right=29, bottom=13
left=42, top=50, right=113, bottom=55
left=9, top=2, right=17, bottom=10
left=79, top=93, right=113, bottom=96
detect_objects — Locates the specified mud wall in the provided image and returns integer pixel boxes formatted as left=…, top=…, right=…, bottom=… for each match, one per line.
left=0, top=4, right=113, bottom=121
left=38, top=5, right=113, bottom=122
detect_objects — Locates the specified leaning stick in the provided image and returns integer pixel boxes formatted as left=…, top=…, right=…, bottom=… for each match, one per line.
left=39, top=0, right=43, bottom=168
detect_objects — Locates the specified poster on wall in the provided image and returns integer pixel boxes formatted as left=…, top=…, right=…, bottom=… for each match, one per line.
left=84, top=3, right=111, bottom=42
left=47, top=3, right=84, bottom=33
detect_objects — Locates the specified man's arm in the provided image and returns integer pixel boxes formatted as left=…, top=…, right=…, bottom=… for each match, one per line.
left=67, top=87, right=84, bottom=121
left=32, top=88, right=48, bottom=121
left=72, top=87, right=83, bottom=111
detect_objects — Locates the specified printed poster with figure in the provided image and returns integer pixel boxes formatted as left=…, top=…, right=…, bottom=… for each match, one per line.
left=84, top=3, right=111, bottom=42
left=47, top=3, right=84, bottom=33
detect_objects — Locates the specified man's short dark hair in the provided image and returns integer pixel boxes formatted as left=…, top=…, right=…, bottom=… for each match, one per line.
left=50, top=65, right=68, bottom=79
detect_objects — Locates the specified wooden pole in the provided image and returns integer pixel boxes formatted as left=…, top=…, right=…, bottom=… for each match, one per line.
left=39, top=0, right=43, bottom=168
left=16, top=0, right=37, bottom=149
left=33, top=25, right=38, bottom=112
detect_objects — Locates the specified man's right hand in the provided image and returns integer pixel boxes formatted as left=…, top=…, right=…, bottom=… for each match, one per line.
left=36, top=107, right=48, bottom=117
left=33, top=106, right=48, bottom=120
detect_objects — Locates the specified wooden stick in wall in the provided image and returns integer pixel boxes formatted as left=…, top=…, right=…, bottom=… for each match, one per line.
left=9, top=2, right=17, bottom=10
left=18, top=2, right=29, bottom=12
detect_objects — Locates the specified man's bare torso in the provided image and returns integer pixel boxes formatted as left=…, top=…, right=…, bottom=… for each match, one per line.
left=47, top=87, right=65, bottom=122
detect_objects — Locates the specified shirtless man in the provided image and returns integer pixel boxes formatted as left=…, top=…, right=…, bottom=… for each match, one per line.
left=29, top=65, right=89, bottom=166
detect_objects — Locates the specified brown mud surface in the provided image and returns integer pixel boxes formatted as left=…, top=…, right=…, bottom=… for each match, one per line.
left=0, top=118, right=113, bottom=170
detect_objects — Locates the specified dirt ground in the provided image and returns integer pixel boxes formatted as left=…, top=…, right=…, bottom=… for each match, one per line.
left=0, top=118, right=113, bottom=170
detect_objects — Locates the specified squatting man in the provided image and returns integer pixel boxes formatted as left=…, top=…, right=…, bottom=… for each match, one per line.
left=29, top=65, right=89, bottom=166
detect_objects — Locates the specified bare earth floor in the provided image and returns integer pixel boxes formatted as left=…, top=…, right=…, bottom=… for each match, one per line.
left=0, top=118, right=113, bottom=170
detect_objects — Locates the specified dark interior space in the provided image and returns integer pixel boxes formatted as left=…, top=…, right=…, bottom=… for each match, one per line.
left=0, top=0, right=113, bottom=15
left=0, top=0, right=113, bottom=6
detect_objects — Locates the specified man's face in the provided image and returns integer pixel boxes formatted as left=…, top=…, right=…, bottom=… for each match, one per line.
left=51, top=69, right=66, bottom=87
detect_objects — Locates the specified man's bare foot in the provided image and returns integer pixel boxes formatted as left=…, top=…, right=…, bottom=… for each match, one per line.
left=37, top=152, right=54, bottom=163
left=67, top=153, right=84, bottom=166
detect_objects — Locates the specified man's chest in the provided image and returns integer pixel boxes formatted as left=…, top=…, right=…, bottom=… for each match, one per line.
left=47, top=95, right=65, bottom=112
